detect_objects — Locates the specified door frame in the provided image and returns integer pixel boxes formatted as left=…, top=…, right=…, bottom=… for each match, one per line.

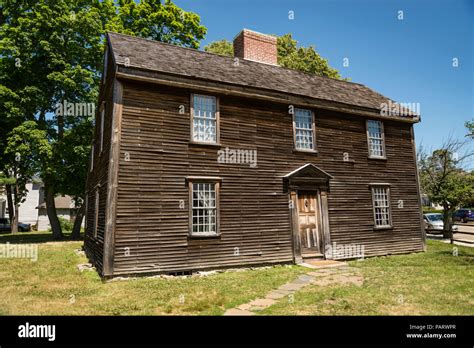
left=284, top=163, right=333, bottom=263
left=297, top=190, right=322, bottom=256
left=290, top=189, right=331, bottom=263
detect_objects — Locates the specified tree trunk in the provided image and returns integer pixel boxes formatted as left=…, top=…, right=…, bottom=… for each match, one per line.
left=448, top=209, right=455, bottom=244
left=12, top=182, right=19, bottom=233
left=45, top=184, right=63, bottom=240
left=6, top=184, right=15, bottom=233
left=71, top=204, right=84, bottom=240
left=442, top=204, right=450, bottom=239
left=442, top=205, right=454, bottom=242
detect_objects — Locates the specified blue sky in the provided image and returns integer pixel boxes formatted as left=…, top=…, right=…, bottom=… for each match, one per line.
left=175, top=0, right=473, bottom=154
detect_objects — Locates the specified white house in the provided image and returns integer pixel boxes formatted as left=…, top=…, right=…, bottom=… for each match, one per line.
left=0, top=183, right=82, bottom=230
left=0, top=182, right=41, bottom=223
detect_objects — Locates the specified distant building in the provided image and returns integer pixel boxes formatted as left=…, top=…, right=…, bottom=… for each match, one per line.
left=421, top=194, right=442, bottom=210
left=0, top=183, right=82, bottom=230
left=0, top=183, right=41, bottom=224
left=36, top=195, right=80, bottom=231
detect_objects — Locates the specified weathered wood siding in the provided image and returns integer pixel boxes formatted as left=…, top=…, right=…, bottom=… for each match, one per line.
left=110, top=80, right=423, bottom=276
left=83, top=47, right=116, bottom=275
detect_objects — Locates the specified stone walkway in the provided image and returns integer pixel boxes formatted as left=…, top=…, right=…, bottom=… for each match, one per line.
left=223, top=261, right=363, bottom=316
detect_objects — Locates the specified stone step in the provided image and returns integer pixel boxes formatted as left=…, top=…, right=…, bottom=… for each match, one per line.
left=300, top=259, right=348, bottom=269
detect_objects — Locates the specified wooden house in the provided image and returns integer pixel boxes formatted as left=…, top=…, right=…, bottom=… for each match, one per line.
left=84, top=29, right=425, bottom=277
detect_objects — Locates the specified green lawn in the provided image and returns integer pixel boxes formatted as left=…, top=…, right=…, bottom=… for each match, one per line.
left=260, top=240, right=474, bottom=315
left=0, top=231, right=472, bottom=315
left=0, top=231, right=306, bottom=315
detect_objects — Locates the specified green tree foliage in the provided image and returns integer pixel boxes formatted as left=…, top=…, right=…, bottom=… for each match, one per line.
left=4, top=122, right=53, bottom=234
left=277, top=34, right=342, bottom=79
left=113, top=0, right=206, bottom=48
left=466, top=119, right=474, bottom=138
left=203, top=33, right=343, bottom=79
left=203, top=39, right=233, bottom=56
left=418, top=140, right=474, bottom=242
left=0, top=0, right=206, bottom=238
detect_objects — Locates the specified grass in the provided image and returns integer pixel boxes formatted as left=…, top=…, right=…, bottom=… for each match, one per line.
left=0, top=232, right=472, bottom=315
left=0, top=231, right=306, bottom=315
left=260, top=240, right=474, bottom=315
left=422, top=208, right=444, bottom=214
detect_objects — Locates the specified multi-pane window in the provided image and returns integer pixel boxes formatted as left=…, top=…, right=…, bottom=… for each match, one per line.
left=371, top=186, right=391, bottom=228
left=99, top=103, right=105, bottom=153
left=93, top=190, right=99, bottom=238
left=294, top=108, right=315, bottom=150
left=192, top=94, right=217, bottom=143
left=191, top=183, right=217, bottom=235
left=367, top=120, right=385, bottom=158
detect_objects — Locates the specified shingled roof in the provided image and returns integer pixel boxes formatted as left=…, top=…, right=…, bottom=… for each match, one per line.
left=107, top=32, right=418, bottom=120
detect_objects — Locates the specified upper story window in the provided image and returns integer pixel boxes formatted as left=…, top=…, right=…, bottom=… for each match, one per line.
left=191, top=94, right=218, bottom=144
left=371, top=185, right=392, bottom=228
left=367, top=120, right=385, bottom=158
left=189, top=180, right=220, bottom=236
left=293, top=108, right=315, bottom=151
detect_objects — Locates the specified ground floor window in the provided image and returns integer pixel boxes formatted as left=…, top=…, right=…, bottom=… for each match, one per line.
left=371, top=185, right=392, bottom=228
left=93, top=190, right=99, bottom=238
left=188, top=179, right=220, bottom=236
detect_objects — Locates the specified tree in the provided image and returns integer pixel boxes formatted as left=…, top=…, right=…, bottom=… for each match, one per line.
left=0, top=0, right=206, bottom=239
left=113, top=0, right=206, bottom=48
left=54, top=118, right=93, bottom=239
left=277, top=34, right=343, bottom=79
left=203, top=33, right=344, bottom=79
left=203, top=39, right=233, bottom=56
left=4, top=122, right=55, bottom=236
left=466, top=119, right=474, bottom=138
left=418, top=139, right=474, bottom=243
left=0, top=172, right=16, bottom=233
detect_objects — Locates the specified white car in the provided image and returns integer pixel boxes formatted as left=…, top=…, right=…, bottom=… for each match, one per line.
left=423, top=213, right=458, bottom=233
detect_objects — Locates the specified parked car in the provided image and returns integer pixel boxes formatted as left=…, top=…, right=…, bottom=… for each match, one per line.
left=423, top=213, right=458, bottom=233
left=453, top=209, right=474, bottom=223
left=0, top=218, right=31, bottom=232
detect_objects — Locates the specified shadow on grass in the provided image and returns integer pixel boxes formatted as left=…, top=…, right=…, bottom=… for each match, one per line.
left=434, top=249, right=474, bottom=259
left=0, top=231, right=84, bottom=244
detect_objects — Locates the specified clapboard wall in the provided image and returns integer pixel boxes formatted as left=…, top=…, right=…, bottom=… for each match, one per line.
left=108, top=80, right=424, bottom=276
left=83, top=47, right=117, bottom=275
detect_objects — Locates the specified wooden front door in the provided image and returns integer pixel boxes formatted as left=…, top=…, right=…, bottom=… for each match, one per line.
left=297, top=191, right=321, bottom=256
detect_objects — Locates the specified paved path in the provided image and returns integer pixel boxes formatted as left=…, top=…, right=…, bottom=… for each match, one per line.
left=453, top=223, right=474, bottom=244
left=223, top=261, right=363, bottom=316
left=428, top=223, right=474, bottom=247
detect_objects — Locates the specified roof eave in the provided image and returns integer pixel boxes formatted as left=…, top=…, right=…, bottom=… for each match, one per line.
left=115, top=64, right=420, bottom=124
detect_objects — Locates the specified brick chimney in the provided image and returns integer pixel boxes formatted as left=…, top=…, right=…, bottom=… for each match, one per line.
left=233, top=29, right=278, bottom=65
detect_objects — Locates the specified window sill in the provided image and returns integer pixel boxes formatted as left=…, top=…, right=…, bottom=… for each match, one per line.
left=189, top=141, right=221, bottom=149
left=368, top=156, right=387, bottom=161
left=373, top=226, right=393, bottom=231
left=188, top=233, right=221, bottom=239
left=293, top=148, right=318, bottom=154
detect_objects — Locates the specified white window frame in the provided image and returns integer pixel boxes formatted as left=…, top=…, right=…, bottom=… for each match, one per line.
left=292, top=108, right=316, bottom=151
left=366, top=120, right=386, bottom=159
left=99, top=102, right=105, bottom=153
left=188, top=178, right=220, bottom=237
left=190, top=94, right=219, bottom=144
left=371, top=185, right=392, bottom=229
